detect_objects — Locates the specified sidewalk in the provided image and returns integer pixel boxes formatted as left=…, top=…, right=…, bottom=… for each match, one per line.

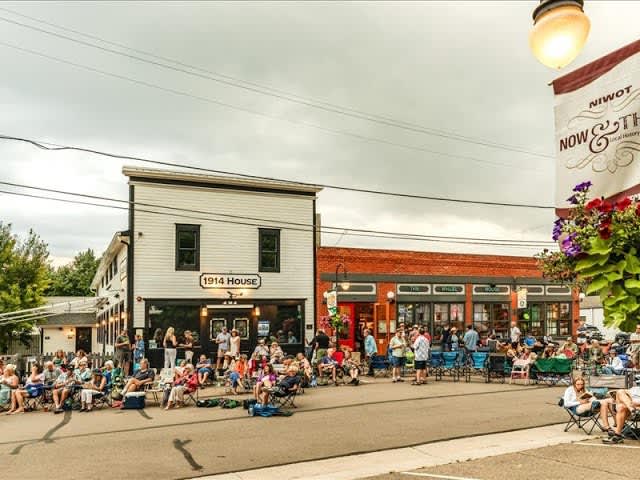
left=197, top=425, right=584, bottom=480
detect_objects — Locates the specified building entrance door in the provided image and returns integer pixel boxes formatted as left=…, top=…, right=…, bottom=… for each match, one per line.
left=75, top=327, right=92, bottom=354
left=207, top=310, right=251, bottom=357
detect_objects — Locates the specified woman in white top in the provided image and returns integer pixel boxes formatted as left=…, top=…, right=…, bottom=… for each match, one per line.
left=562, top=376, right=614, bottom=434
left=163, top=327, right=178, bottom=369
left=229, top=329, right=241, bottom=358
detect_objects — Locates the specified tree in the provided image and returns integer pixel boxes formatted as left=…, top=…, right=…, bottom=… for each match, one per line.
left=47, top=249, right=101, bottom=296
left=0, top=223, right=50, bottom=352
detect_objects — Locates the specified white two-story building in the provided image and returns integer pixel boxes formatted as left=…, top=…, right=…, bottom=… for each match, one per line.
left=91, top=166, right=320, bottom=367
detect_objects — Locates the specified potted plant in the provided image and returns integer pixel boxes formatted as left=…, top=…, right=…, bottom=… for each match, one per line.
left=536, top=181, right=640, bottom=332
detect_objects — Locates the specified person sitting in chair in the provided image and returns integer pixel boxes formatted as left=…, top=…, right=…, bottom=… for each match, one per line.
left=343, top=349, right=361, bottom=386
left=43, top=361, right=62, bottom=386
left=80, top=369, right=107, bottom=412
left=602, top=350, right=625, bottom=375
left=52, top=366, right=80, bottom=413
left=604, top=386, right=640, bottom=444
left=9, top=364, right=45, bottom=414
left=0, top=364, right=19, bottom=409
left=121, top=359, right=155, bottom=396
left=318, top=351, right=338, bottom=385
left=563, top=377, right=614, bottom=433
left=196, top=354, right=214, bottom=387
left=259, top=365, right=300, bottom=405
left=165, top=364, right=198, bottom=410
left=253, top=363, right=277, bottom=401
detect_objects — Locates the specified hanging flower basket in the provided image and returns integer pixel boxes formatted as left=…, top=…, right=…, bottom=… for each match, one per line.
left=536, top=181, right=640, bottom=331
left=320, top=313, right=351, bottom=338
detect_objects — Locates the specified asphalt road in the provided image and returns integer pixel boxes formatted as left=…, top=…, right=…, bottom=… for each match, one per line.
left=0, top=380, right=568, bottom=480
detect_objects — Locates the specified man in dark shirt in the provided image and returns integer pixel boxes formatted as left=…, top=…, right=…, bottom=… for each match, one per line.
left=313, top=329, right=330, bottom=350
left=121, top=359, right=155, bottom=395
left=259, top=366, right=300, bottom=404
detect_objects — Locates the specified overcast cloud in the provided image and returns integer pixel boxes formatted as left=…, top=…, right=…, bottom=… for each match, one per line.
left=0, top=1, right=639, bottom=266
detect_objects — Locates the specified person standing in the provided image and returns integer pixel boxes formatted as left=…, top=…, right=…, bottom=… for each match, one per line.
left=114, top=329, right=131, bottom=376
left=463, top=325, right=479, bottom=354
left=412, top=328, right=429, bottom=385
left=389, top=330, right=406, bottom=383
left=310, top=328, right=331, bottom=361
left=133, top=334, right=145, bottom=367
left=215, top=326, right=231, bottom=373
left=450, top=327, right=460, bottom=352
left=364, top=329, right=377, bottom=376
left=510, top=320, right=522, bottom=345
left=229, top=329, right=241, bottom=358
left=180, top=330, right=195, bottom=364
left=163, top=327, right=178, bottom=370
left=441, top=326, right=451, bottom=352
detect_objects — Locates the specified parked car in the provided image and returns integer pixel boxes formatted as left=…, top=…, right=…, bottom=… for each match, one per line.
left=576, top=324, right=603, bottom=344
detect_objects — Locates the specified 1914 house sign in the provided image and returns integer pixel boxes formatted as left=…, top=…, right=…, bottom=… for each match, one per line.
left=200, top=273, right=262, bottom=289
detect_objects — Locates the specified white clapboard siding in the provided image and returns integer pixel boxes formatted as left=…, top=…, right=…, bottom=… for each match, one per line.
left=132, top=182, right=315, bottom=328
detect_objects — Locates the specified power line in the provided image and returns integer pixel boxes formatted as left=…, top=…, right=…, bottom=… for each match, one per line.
left=0, top=39, right=546, bottom=174
left=0, top=134, right=556, bottom=209
left=0, top=7, right=554, bottom=160
left=0, top=180, right=556, bottom=245
left=0, top=187, right=554, bottom=248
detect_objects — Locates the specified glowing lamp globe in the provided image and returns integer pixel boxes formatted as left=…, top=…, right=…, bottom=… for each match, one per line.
left=530, top=0, right=590, bottom=69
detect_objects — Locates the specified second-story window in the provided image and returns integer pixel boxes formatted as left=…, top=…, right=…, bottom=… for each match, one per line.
left=259, top=228, right=280, bottom=272
left=175, top=224, right=200, bottom=271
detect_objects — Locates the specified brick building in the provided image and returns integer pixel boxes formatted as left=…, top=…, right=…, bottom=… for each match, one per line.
left=316, top=247, right=578, bottom=354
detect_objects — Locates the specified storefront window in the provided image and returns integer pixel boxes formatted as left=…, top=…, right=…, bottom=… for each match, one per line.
left=255, top=304, right=302, bottom=344
left=473, top=303, right=510, bottom=339
left=518, top=304, right=544, bottom=337
left=398, top=303, right=430, bottom=328
left=147, top=303, right=200, bottom=349
left=433, top=303, right=464, bottom=343
left=546, top=302, right=570, bottom=337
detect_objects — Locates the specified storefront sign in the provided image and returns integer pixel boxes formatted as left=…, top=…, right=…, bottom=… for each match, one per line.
left=257, top=320, right=270, bottom=337
left=326, top=290, right=338, bottom=315
left=200, top=273, right=261, bottom=289
left=546, top=285, right=572, bottom=296
left=472, top=285, right=511, bottom=295
left=552, top=40, right=640, bottom=212
left=517, top=288, right=527, bottom=309
left=433, top=284, right=465, bottom=295
left=517, top=285, right=544, bottom=295
left=397, top=284, right=431, bottom=295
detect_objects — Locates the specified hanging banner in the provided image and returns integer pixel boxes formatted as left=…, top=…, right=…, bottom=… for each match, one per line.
left=517, top=288, right=528, bottom=309
left=552, top=39, right=640, bottom=214
left=326, top=290, right=338, bottom=316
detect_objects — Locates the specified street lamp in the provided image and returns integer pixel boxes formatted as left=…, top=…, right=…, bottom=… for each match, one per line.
left=530, top=0, right=590, bottom=69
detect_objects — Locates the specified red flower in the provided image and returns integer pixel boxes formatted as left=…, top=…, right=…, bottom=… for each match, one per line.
left=585, top=198, right=603, bottom=210
left=598, top=202, right=613, bottom=214
left=615, top=197, right=632, bottom=211
left=599, top=227, right=612, bottom=239
left=636, top=203, right=640, bottom=216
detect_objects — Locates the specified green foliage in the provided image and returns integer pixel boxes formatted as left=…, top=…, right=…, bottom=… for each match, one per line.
left=0, top=223, right=50, bottom=352
left=47, top=249, right=101, bottom=296
left=536, top=184, right=640, bottom=332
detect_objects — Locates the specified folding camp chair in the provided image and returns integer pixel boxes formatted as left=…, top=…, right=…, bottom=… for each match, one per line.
left=510, top=359, right=532, bottom=385
left=559, top=397, right=604, bottom=435
left=271, top=385, right=300, bottom=410
left=486, top=354, right=507, bottom=383
left=621, top=409, right=640, bottom=440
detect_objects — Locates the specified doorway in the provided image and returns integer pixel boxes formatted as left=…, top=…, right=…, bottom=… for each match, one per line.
left=207, top=310, right=251, bottom=356
left=75, top=327, right=92, bottom=354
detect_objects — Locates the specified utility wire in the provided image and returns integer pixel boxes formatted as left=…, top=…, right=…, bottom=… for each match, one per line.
left=0, top=39, right=545, bottom=174
left=0, top=8, right=554, bottom=160
left=0, top=179, right=555, bottom=245
left=0, top=134, right=556, bottom=209
left=0, top=188, right=555, bottom=248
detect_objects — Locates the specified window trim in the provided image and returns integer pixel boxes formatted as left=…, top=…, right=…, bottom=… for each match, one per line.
left=175, top=224, right=201, bottom=271
left=258, top=228, right=280, bottom=273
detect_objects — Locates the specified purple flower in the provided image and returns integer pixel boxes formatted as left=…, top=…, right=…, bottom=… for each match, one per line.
left=573, top=181, right=593, bottom=193
left=566, top=194, right=579, bottom=205
left=552, top=218, right=564, bottom=241
left=561, top=233, right=581, bottom=257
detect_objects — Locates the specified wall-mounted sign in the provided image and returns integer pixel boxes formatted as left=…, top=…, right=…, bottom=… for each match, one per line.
left=397, top=284, right=431, bottom=295
left=517, top=285, right=545, bottom=295
left=433, top=284, right=465, bottom=295
left=517, top=288, right=528, bottom=309
left=473, top=285, right=511, bottom=295
left=546, top=285, right=572, bottom=296
left=326, top=290, right=338, bottom=315
left=333, top=283, right=376, bottom=295
left=257, top=320, right=270, bottom=337
left=200, top=273, right=261, bottom=289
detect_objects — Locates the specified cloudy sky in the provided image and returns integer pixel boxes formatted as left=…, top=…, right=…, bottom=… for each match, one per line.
left=1, top=1, right=638, bottom=266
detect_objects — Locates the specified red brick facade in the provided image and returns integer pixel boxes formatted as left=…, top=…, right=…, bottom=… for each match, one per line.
left=316, top=247, right=580, bottom=343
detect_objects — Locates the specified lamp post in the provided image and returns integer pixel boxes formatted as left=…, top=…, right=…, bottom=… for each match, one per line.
left=529, top=0, right=590, bottom=69
left=332, top=263, right=349, bottom=349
